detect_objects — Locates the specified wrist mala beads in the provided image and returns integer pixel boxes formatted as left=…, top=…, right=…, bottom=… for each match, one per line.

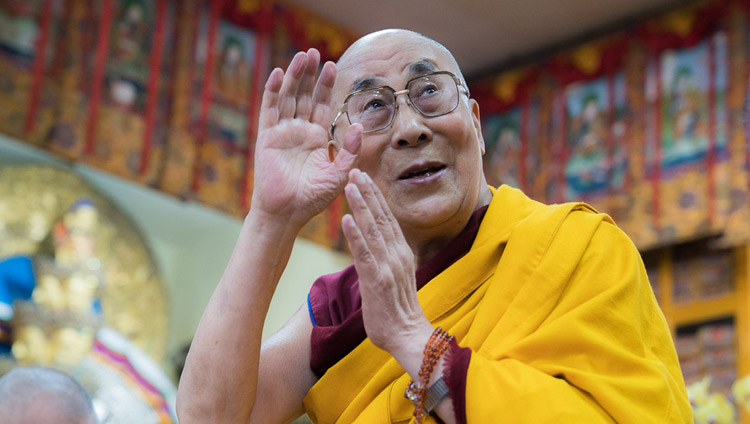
left=405, top=327, right=454, bottom=423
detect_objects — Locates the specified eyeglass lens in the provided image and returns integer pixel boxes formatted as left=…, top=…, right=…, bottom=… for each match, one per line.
left=346, top=73, right=459, bottom=133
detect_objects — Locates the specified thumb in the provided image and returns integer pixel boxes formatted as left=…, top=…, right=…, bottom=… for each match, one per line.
left=333, top=123, right=363, bottom=176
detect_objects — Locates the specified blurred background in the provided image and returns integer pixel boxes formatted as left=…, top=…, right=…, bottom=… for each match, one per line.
left=1, top=0, right=750, bottom=422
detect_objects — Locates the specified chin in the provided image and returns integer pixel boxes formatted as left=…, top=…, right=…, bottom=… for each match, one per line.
left=396, top=195, right=469, bottom=233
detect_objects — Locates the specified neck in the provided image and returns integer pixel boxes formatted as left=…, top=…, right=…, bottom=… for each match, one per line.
left=405, top=185, right=493, bottom=268
left=409, top=233, right=458, bottom=269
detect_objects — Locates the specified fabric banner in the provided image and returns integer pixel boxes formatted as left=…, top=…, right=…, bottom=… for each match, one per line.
left=473, top=0, right=750, bottom=250
left=4, top=0, right=750, bottom=252
left=157, top=0, right=200, bottom=199
left=0, top=0, right=361, bottom=251
left=45, top=0, right=91, bottom=160
left=648, top=32, right=730, bottom=245
left=82, top=0, right=175, bottom=185
left=474, top=68, right=550, bottom=201
left=42, top=0, right=176, bottom=186
left=277, top=4, right=355, bottom=64
left=0, top=0, right=63, bottom=146
left=188, top=1, right=269, bottom=217
left=715, top=3, right=750, bottom=246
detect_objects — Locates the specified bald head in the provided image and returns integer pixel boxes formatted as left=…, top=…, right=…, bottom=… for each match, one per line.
left=0, top=367, right=97, bottom=424
left=333, top=29, right=468, bottom=103
left=339, top=30, right=459, bottom=71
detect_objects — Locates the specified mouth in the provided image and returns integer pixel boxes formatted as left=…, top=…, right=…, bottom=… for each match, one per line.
left=398, top=163, right=447, bottom=180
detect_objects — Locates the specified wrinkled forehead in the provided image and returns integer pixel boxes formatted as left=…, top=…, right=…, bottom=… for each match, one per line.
left=332, top=32, right=460, bottom=103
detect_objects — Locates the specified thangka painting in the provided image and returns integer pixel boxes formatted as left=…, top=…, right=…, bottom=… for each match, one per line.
left=659, top=38, right=727, bottom=173
left=609, top=45, right=657, bottom=248
left=524, top=95, right=547, bottom=201
left=157, top=0, right=198, bottom=199
left=189, top=4, right=258, bottom=216
left=481, top=90, right=548, bottom=199
left=42, top=0, right=175, bottom=184
left=84, top=0, right=175, bottom=184
left=715, top=8, right=750, bottom=247
left=650, top=32, right=730, bottom=243
left=45, top=0, right=93, bottom=160
left=0, top=0, right=63, bottom=145
left=545, top=91, right=567, bottom=203
left=564, top=72, right=629, bottom=211
left=483, top=107, right=522, bottom=190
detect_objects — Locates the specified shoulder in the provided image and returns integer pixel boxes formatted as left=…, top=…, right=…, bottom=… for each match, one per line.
left=547, top=203, right=637, bottom=261
left=505, top=198, right=637, bottom=273
left=308, top=264, right=360, bottom=327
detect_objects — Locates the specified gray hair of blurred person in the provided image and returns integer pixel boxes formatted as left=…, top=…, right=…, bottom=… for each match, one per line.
left=0, top=366, right=97, bottom=424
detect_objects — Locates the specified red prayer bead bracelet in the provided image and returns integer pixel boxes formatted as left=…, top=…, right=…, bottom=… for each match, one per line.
left=405, top=327, right=454, bottom=423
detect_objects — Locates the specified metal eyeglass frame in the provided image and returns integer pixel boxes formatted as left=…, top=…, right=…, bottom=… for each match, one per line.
left=328, top=70, right=469, bottom=140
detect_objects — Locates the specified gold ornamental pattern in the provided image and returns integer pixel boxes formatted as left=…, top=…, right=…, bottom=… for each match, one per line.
left=0, top=164, right=168, bottom=364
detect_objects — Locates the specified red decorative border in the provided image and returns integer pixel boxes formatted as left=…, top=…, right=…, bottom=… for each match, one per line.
left=24, top=0, right=53, bottom=134
left=241, top=30, right=269, bottom=210
left=139, top=0, right=168, bottom=175
left=84, top=0, right=115, bottom=156
left=191, top=0, right=223, bottom=193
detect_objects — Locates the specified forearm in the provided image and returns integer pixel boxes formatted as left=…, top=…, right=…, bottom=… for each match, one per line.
left=177, top=210, right=300, bottom=423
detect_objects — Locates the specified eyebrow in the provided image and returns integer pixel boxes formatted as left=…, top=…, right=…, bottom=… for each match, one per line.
left=349, top=60, right=438, bottom=94
left=407, top=60, right=437, bottom=76
left=350, top=77, right=381, bottom=94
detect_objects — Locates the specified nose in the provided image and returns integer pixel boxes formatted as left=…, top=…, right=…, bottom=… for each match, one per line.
left=390, top=94, right=432, bottom=148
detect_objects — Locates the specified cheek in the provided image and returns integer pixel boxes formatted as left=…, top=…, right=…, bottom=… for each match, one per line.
left=440, top=116, right=482, bottom=158
left=356, top=139, right=392, bottom=187
left=358, top=143, right=381, bottom=173
left=438, top=105, right=478, bottom=140
left=439, top=115, right=484, bottom=181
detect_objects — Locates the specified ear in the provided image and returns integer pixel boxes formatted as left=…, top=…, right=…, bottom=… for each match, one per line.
left=469, top=99, right=485, bottom=155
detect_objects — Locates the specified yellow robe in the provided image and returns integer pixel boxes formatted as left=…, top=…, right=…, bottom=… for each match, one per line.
left=303, top=185, right=692, bottom=423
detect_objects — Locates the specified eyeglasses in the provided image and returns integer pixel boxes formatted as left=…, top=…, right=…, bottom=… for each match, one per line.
left=328, top=71, right=468, bottom=139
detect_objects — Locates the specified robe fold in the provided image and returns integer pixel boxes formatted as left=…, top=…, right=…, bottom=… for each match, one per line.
left=303, top=185, right=691, bottom=423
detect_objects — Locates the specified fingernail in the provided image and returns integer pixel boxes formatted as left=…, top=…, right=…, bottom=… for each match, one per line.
left=345, top=183, right=360, bottom=199
left=364, top=173, right=373, bottom=184
left=355, top=170, right=366, bottom=184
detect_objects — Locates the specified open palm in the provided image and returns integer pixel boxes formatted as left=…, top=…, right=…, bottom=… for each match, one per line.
left=251, top=49, right=361, bottom=228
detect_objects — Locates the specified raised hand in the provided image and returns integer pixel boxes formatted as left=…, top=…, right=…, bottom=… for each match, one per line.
left=251, top=49, right=362, bottom=228
left=341, top=169, right=432, bottom=353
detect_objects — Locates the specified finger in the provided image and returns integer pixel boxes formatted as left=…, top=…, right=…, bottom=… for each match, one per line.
left=344, top=180, right=388, bottom=259
left=295, top=48, right=321, bottom=120
left=258, top=68, right=284, bottom=131
left=362, top=171, right=413, bottom=269
left=342, top=214, right=379, bottom=279
left=333, top=123, right=362, bottom=177
left=311, top=61, right=337, bottom=128
left=368, top=173, right=406, bottom=250
left=278, top=52, right=309, bottom=120
left=351, top=169, right=398, bottom=247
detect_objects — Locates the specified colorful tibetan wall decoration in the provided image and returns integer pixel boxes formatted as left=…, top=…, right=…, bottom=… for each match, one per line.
left=473, top=0, right=750, bottom=251
left=3, top=0, right=750, bottom=252
left=0, top=0, right=63, bottom=146
left=0, top=0, right=357, bottom=251
left=187, top=0, right=268, bottom=217
left=88, top=0, right=175, bottom=184
left=637, top=2, right=731, bottom=246
left=157, top=0, right=355, bottom=249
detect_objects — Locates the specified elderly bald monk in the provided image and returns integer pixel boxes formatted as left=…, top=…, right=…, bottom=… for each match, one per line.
left=177, top=29, right=691, bottom=423
left=0, top=366, right=97, bottom=424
